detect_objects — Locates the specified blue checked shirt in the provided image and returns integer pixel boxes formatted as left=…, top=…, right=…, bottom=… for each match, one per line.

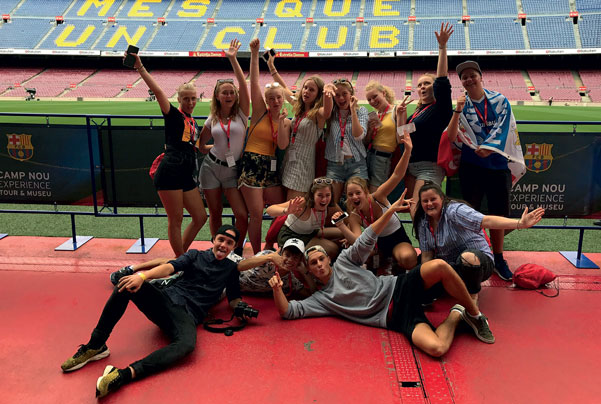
left=324, top=107, right=369, bottom=163
left=417, top=202, right=493, bottom=263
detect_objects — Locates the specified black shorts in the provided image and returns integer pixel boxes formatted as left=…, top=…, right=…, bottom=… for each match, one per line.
left=153, top=149, right=197, bottom=192
left=377, top=225, right=411, bottom=258
left=459, top=161, right=511, bottom=216
left=450, top=249, right=494, bottom=294
left=277, top=224, right=318, bottom=247
left=387, top=266, right=434, bottom=340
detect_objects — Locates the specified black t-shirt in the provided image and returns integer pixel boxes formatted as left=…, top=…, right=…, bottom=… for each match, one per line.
left=165, top=249, right=240, bottom=324
left=163, top=104, right=199, bottom=154
left=408, top=77, right=453, bottom=163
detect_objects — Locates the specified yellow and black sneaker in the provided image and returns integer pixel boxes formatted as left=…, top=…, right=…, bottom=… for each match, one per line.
left=61, top=344, right=110, bottom=372
left=95, top=365, right=127, bottom=398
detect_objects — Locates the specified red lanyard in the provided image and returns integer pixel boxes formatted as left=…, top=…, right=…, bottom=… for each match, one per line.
left=179, top=108, right=197, bottom=144
left=312, top=208, right=325, bottom=236
left=358, top=197, right=374, bottom=227
left=219, top=117, right=232, bottom=150
left=408, top=102, right=435, bottom=124
left=338, top=111, right=349, bottom=148
left=428, top=220, right=438, bottom=255
left=291, top=112, right=306, bottom=144
left=473, top=98, right=490, bottom=134
left=369, top=105, right=390, bottom=149
left=268, top=113, right=278, bottom=145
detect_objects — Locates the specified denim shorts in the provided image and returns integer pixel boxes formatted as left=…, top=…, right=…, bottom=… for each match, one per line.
left=407, top=161, right=445, bottom=185
left=198, top=152, right=238, bottom=190
left=326, top=157, right=368, bottom=183
left=367, top=150, right=392, bottom=187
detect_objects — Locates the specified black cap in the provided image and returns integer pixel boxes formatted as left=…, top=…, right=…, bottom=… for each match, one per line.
left=456, top=60, right=482, bottom=78
left=215, top=225, right=239, bottom=243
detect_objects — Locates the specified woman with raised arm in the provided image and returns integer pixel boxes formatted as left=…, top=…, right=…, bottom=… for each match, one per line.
left=333, top=134, right=416, bottom=274
left=266, top=177, right=343, bottom=259
left=129, top=52, right=207, bottom=257
left=413, top=182, right=544, bottom=301
left=197, top=39, right=249, bottom=255
left=401, top=22, right=454, bottom=210
left=239, top=38, right=291, bottom=254
left=266, top=53, right=335, bottom=199
left=324, top=78, right=369, bottom=205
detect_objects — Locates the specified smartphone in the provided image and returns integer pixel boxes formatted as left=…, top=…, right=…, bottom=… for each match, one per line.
left=331, top=211, right=349, bottom=225
left=261, top=48, right=276, bottom=63
left=123, top=44, right=139, bottom=68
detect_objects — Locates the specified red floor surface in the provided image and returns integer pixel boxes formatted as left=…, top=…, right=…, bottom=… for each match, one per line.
left=1, top=236, right=600, bottom=404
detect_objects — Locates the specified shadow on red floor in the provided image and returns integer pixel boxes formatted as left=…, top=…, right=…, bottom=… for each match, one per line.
left=1, top=236, right=600, bottom=404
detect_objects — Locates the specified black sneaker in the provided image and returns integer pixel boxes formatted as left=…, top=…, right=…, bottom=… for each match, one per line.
left=110, top=266, right=134, bottom=285
left=459, top=309, right=495, bottom=344
left=61, top=344, right=110, bottom=372
left=493, top=259, right=513, bottom=281
left=96, top=366, right=126, bottom=398
left=149, top=271, right=183, bottom=288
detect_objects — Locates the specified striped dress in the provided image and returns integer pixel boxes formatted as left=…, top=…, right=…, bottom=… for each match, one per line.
left=282, top=116, right=321, bottom=193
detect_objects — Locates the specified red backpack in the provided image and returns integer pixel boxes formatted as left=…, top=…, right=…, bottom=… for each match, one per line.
left=513, top=264, right=559, bottom=297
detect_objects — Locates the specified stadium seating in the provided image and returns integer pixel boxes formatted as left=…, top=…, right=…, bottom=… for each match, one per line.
left=120, top=69, right=199, bottom=99
left=305, top=21, right=357, bottom=51
left=415, top=0, right=462, bottom=18
left=11, top=0, right=71, bottom=16
left=200, top=21, right=256, bottom=52
left=38, top=19, right=105, bottom=49
left=467, top=0, right=517, bottom=16
left=575, top=0, right=601, bottom=12
left=579, top=14, right=601, bottom=48
left=0, top=67, right=42, bottom=95
left=359, top=20, right=409, bottom=51
left=313, top=1, right=362, bottom=19
left=94, top=21, right=155, bottom=51
left=265, top=0, right=311, bottom=20
left=256, top=21, right=305, bottom=51
left=522, top=0, right=571, bottom=14
left=413, top=19, right=465, bottom=51
left=2, top=67, right=94, bottom=97
left=577, top=70, right=601, bottom=102
left=469, top=18, right=524, bottom=50
left=526, top=16, right=576, bottom=49
left=0, top=18, right=52, bottom=48
left=64, top=69, right=139, bottom=99
left=216, top=1, right=265, bottom=20
left=165, top=1, right=218, bottom=19
left=146, top=21, right=204, bottom=51
left=529, top=70, right=581, bottom=101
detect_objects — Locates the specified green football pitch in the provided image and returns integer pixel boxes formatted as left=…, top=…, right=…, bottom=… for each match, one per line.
left=0, top=100, right=599, bottom=251
left=0, top=100, right=600, bottom=132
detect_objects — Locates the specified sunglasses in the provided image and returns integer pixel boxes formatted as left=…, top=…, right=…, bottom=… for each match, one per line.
left=333, top=78, right=354, bottom=91
left=265, top=82, right=280, bottom=89
left=313, top=178, right=333, bottom=185
left=216, top=78, right=234, bottom=85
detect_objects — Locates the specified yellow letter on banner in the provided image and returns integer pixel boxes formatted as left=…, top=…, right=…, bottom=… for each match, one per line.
left=177, top=0, right=209, bottom=18
left=106, top=26, right=147, bottom=48
left=274, top=0, right=303, bottom=17
left=317, top=26, right=347, bottom=49
left=370, top=26, right=399, bottom=48
left=373, top=0, right=400, bottom=17
left=323, top=0, right=351, bottom=17
left=55, top=25, right=96, bottom=47
left=264, top=27, right=292, bottom=49
left=213, top=27, right=246, bottom=49
left=128, top=0, right=161, bottom=17
left=77, top=0, right=115, bottom=16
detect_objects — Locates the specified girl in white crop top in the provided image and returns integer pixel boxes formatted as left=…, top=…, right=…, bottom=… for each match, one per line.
left=334, top=134, right=416, bottom=273
left=266, top=177, right=343, bottom=259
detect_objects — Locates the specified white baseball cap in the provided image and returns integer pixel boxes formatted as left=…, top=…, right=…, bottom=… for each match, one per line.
left=282, top=238, right=305, bottom=254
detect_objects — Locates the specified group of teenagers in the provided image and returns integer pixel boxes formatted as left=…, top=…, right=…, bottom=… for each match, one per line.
left=60, top=24, right=545, bottom=399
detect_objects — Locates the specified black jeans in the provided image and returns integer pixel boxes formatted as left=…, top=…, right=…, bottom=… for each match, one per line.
left=91, top=283, right=197, bottom=378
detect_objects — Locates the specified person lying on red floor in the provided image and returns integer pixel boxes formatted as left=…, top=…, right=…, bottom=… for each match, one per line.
left=268, top=193, right=495, bottom=357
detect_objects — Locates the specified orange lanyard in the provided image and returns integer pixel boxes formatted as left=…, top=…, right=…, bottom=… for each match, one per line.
left=408, top=102, right=435, bottom=123
left=291, top=112, right=306, bottom=144
left=218, top=118, right=231, bottom=150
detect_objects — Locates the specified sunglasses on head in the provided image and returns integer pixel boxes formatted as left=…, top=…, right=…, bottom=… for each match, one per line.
left=265, top=82, right=280, bottom=89
left=216, top=78, right=234, bottom=85
left=313, top=178, right=333, bottom=185
left=333, top=78, right=353, bottom=91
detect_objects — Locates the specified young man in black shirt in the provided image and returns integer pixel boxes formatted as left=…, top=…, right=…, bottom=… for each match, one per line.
left=61, top=225, right=263, bottom=398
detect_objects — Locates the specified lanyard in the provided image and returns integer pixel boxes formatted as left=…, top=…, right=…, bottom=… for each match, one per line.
left=312, top=208, right=325, bottom=237
left=408, top=102, right=435, bottom=124
left=218, top=117, right=232, bottom=150
left=428, top=220, right=438, bottom=256
left=291, top=112, right=306, bottom=145
left=358, top=197, right=374, bottom=227
left=179, top=108, right=197, bottom=145
left=473, top=98, right=490, bottom=135
left=338, top=111, right=349, bottom=148
left=369, top=105, right=390, bottom=149
left=268, top=113, right=278, bottom=145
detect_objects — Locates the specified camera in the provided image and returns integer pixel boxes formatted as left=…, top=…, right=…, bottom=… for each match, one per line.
left=234, top=301, right=259, bottom=319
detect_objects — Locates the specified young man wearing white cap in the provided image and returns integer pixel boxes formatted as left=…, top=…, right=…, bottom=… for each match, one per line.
left=268, top=195, right=495, bottom=358
left=447, top=60, right=526, bottom=281
left=238, top=238, right=315, bottom=297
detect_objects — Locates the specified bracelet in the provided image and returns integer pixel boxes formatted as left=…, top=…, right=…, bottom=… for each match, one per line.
left=269, top=70, right=277, bottom=75
left=516, top=219, right=521, bottom=230
left=135, top=65, right=145, bottom=72
left=138, top=272, right=147, bottom=281
left=453, top=110, right=461, bottom=114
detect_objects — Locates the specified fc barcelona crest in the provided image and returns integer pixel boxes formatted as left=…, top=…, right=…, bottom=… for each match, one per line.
left=6, top=133, right=34, bottom=161
left=524, top=143, right=553, bottom=173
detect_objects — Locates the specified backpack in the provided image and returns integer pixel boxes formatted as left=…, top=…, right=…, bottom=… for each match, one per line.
left=512, top=263, right=559, bottom=297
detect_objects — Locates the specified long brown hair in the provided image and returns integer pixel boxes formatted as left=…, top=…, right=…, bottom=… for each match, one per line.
left=210, top=80, right=240, bottom=124
left=292, top=75, right=325, bottom=122
left=305, top=177, right=336, bottom=209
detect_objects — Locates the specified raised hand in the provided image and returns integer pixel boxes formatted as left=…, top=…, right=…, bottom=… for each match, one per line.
left=399, top=130, right=413, bottom=151
left=279, top=106, right=288, bottom=121
left=268, top=272, right=284, bottom=290
left=249, top=38, right=260, bottom=54
left=435, top=22, right=454, bottom=47
left=225, top=38, right=241, bottom=59
left=124, top=51, right=143, bottom=70
left=350, top=95, right=358, bottom=109
left=519, top=206, right=545, bottom=229
left=456, top=94, right=466, bottom=111
left=396, top=95, right=414, bottom=118
left=390, top=189, right=411, bottom=213
left=323, top=83, right=336, bottom=98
